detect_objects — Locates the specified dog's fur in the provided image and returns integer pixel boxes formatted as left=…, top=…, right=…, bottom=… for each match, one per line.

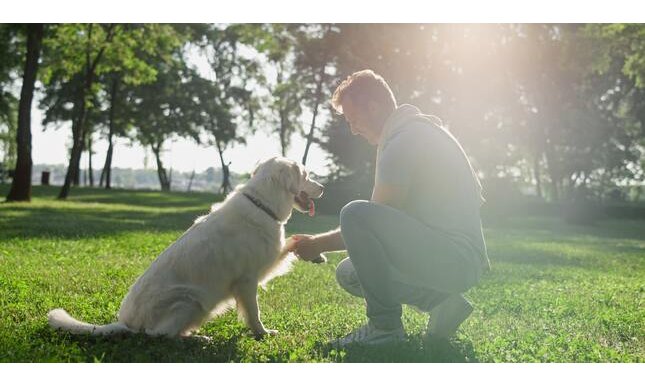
left=48, top=157, right=323, bottom=338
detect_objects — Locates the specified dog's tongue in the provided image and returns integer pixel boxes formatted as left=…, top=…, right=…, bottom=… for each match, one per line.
left=308, top=199, right=315, bottom=217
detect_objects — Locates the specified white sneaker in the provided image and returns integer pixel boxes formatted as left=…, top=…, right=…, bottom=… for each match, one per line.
left=334, top=322, right=405, bottom=347
left=427, top=294, right=473, bottom=339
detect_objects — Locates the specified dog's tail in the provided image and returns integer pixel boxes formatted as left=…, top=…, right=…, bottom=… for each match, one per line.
left=47, top=308, right=131, bottom=336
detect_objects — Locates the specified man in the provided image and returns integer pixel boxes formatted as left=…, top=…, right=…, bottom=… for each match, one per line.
left=292, top=69, right=490, bottom=346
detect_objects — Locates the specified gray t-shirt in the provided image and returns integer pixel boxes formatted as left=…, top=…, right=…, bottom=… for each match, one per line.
left=376, top=104, right=490, bottom=270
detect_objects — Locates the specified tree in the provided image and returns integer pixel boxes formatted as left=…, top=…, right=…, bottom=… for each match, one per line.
left=98, top=73, right=128, bottom=189
left=192, top=24, right=261, bottom=194
left=6, top=24, right=44, bottom=202
left=45, top=24, right=117, bottom=198
left=316, top=23, right=644, bottom=205
left=292, top=24, right=338, bottom=166
left=130, top=57, right=199, bottom=191
left=40, top=23, right=179, bottom=199
left=254, top=24, right=303, bottom=157
left=97, top=24, right=193, bottom=190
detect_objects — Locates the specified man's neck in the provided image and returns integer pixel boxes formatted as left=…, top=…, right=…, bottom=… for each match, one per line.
left=374, top=105, right=397, bottom=145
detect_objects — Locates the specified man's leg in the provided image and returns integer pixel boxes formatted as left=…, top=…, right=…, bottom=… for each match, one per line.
left=338, top=200, right=481, bottom=342
left=340, top=202, right=404, bottom=330
left=336, top=256, right=447, bottom=312
left=335, top=256, right=472, bottom=339
left=335, top=257, right=364, bottom=298
left=340, top=200, right=481, bottom=295
left=427, top=294, right=474, bottom=338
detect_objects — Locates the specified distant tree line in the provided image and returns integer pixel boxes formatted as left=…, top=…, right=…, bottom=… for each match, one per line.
left=1, top=24, right=643, bottom=203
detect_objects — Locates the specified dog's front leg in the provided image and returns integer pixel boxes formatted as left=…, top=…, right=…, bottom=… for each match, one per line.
left=234, top=279, right=277, bottom=339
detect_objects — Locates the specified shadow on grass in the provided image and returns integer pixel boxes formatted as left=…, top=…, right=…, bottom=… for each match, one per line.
left=0, top=184, right=222, bottom=209
left=0, top=204, right=204, bottom=241
left=314, top=335, right=479, bottom=363
left=33, top=322, right=479, bottom=363
left=490, top=242, right=643, bottom=272
left=486, top=215, right=645, bottom=242
left=34, top=325, right=246, bottom=363
left=0, top=184, right=337, bottom=241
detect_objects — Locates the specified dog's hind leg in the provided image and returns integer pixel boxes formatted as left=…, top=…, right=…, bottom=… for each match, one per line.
left=233, top=279, right=275, bottom=339
left=149, top=298, right=207, bottom=337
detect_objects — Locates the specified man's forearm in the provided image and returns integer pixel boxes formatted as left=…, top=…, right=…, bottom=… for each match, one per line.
left=314, top=228, right=346, bottom=252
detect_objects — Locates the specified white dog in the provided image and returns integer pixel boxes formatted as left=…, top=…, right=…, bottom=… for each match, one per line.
left=48, top=157, right=324, bottom=339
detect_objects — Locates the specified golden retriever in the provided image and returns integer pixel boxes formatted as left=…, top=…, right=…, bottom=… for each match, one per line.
left=48, top=157, right=324, bottom=339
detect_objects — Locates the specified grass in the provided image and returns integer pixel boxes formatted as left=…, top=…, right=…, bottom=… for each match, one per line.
left=0, top=184, right=643, bottom=362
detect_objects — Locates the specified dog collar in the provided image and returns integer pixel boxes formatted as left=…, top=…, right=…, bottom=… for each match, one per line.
left=243, top=192, right=280, bottom=222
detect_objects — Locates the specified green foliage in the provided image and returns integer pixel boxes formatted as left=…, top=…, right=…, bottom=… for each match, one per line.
left=251, top=24, right=305, bottom=155
left=585, top=24, right=645, bottom=88
left=0, top=185, right=643, bottom=362
left=318, top=24, right=644, bottom=203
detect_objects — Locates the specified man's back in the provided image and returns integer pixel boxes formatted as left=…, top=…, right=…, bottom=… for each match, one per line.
left=376, top=104, right=490, bottom=269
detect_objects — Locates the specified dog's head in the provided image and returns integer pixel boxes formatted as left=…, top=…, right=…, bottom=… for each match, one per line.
left=252, top=157, right=324, bottom=216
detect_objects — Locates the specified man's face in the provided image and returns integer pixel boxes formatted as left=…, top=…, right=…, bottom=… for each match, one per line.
left=342, top=99, right=381, bottom=145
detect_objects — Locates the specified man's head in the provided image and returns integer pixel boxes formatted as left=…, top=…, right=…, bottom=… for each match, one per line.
left=331, top=69, right=397, bottom=145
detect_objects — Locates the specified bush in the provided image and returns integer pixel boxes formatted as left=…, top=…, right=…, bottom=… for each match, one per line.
left=316, top=174, right=372, bottom=215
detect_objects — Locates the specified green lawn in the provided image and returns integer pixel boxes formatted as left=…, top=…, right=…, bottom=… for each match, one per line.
left=0, top=184, right=643, bottom=362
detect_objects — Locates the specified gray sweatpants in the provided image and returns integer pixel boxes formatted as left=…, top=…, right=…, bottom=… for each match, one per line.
left=338, top=200, right=482, bottom=330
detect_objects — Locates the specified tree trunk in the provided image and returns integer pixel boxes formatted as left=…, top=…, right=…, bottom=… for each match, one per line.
left=87, top=134, right=94, bottom=187
left=533, top=152, right=543, bottom=199
left=59, top=96, right=87, bottom=199
left=152, top=143, right=170, bottom=192
left=302, top=65, right=325, bottom=165
left=186, top=170, right=195, bottom=192
left=543, top=133, right=559, bottom=203
left=276, top=64, right=288, bottom=157
left=6, top=24, right=44, bottom=202
left=73, top=131, right=84, bottom=187
left=279, top=108, right=287, bottom=157
left=59, top=23, right=114, bottom=199
left=100, top=137, right=114, bottom=189
left=215, top=137, right=232, bottom=195
left=100, top=76, right=118, bottom=189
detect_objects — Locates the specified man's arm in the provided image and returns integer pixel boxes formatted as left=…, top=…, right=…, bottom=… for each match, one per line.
left=291, top=228, right=345, bottom=262
left=291, top=182, right=406, bottom=263
left=292, top=180, right=407, bottom=262
left=312, top=228, right=346, bottom=252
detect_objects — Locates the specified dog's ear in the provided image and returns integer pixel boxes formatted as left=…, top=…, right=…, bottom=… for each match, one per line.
left=251, top=160, right=262, bottom=177
left=278, top=163, right=300, bottom=195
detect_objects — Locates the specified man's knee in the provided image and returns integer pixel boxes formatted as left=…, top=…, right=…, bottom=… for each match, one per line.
left=340, top=200, right=372, bottom=229
left=335, top=257, right=363, bottom=298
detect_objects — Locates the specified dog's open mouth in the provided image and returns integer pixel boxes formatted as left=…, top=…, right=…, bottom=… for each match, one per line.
left=294, top=191, right=315, bottom=216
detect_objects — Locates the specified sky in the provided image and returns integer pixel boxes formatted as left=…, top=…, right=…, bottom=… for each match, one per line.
left=31, top=106, right=331, bottom=176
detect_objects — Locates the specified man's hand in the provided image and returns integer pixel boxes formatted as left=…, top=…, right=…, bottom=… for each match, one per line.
left=289, top=234, right=327, bottom=264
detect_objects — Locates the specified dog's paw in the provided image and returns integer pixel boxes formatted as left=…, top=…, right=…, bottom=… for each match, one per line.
left=254, top=329, right=278, bottom=340
left=186, top=334, right=213, bottom=343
